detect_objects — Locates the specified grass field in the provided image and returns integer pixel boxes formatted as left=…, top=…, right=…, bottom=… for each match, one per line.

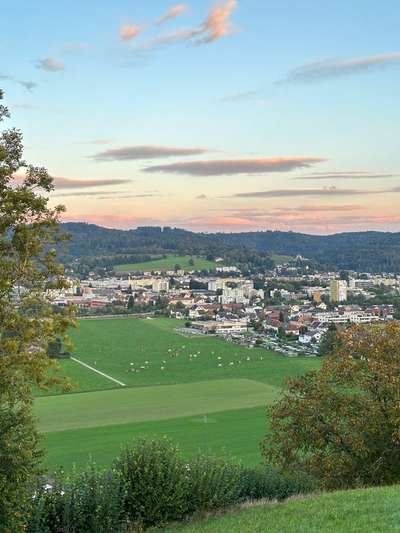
left=36, top=379, right=278, bottom=433
left=114, top=255, right=217, bottom=272
left=59, top=318, right=319, bottom=392
left=38, top=318, right=320, bottom=472
left=270, top=253, right=294, bottom=265
left=167, top=485, right=400, bottom=532
left=43, top=406, right=267, bottom=471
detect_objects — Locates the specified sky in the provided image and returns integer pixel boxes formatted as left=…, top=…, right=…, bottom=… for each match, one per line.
left=1, top=0, right=400, bottom=234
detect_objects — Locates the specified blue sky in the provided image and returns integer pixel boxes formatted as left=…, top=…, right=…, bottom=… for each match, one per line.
left=1, top=0, right=400, bottom=233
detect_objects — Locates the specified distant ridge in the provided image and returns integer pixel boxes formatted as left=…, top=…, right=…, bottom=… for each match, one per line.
left=61, top=223, right=400, bottom=273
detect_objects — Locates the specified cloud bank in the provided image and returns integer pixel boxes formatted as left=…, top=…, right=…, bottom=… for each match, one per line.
left=53, top=177, right=130, bottom=189
left=91, top=145, right=208, bottom=161
left=144, top=156, right=326, bottom=176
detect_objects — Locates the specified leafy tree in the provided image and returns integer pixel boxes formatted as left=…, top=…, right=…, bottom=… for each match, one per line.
left=318, top=322, right=339, bottom=356
left=262, top=322, right=400, bottom=490
left=0, top=89, right=75, bottom=531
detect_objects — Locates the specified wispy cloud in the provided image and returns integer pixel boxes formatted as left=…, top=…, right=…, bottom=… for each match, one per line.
left=139, top=0, right=237, bottom=50
left=18, top=80, right=37, bottom=91
left=119, top=24, right=143, bottom=41
left=293, top=171, right=398, bottom=180
left=144, top=156, right=326, bottom=176
left=157, top=4, right=188, bottom=25
left=280, top=52, right=400, bottom=83
left=229, top=187, right=383, bottom=199
left=53, top=177, right=131, bottom=189
left=36, top=57, right=65, bottom=72
left=0, top=74, right=37, bottom=92
left=91, top=145, right=208, bottom=161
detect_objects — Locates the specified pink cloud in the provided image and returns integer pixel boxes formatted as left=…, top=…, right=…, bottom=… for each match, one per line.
left=157, top=4, right=188, bottom=25
left=120, top=24, right=142, bottom=41
left=195, top=0, right=237, bottom=44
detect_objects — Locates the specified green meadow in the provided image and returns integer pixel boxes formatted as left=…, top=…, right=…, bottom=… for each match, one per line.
left=114, top=255, right=217, bottom=272
left=37, top=318, right=320, bottom=472
left=167, top=485, right=400, bottom=533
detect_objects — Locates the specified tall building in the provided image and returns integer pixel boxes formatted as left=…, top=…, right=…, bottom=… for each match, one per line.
left=330, top=280, right=347, bottom=302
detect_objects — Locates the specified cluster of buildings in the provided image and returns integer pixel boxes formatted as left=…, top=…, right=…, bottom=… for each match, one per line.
left=50, top=260, right=400, bottom=355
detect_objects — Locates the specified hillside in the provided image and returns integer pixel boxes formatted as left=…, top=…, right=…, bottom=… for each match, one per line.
left=61, top=223, right=400, bottom=272
left=167, top=485, right=400, bottom=532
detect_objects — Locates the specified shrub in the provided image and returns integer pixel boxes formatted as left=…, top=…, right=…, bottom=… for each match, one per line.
left=27, top=464, right=127, bottom=533
left=26, top=439, right=317, bottom=531
left=114, top=437, right=188, bottom=528
left=186, top=455, right=242, bottom=513
left=238, top=466, right=317, bottom=502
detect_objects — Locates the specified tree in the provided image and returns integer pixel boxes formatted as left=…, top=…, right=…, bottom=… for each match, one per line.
left=0, top=89, right=75, bottom=530
left=318, top=322, right=339, bottom=356
left=127, top=295, right=135, bottom=310
left=262, top=322, right=400, bottom=490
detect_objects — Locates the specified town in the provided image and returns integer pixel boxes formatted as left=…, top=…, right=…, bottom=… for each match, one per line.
left=53, top=256, right=399, bottom=358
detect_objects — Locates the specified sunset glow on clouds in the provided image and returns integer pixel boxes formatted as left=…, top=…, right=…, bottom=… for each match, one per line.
left=2, top=0, right=400, bottom=234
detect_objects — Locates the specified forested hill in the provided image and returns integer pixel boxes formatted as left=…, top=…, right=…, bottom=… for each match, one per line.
left=61, top=223, right=400, bottom=273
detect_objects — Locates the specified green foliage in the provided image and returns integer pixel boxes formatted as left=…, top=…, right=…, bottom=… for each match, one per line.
left=317, top=323, right=340, bottom=356
left=0, top=394, right=42, bottom=533
left=263, top=322, right=400, bottom=489
left=27, top=464, right=127, bottom=533
left=114, top=437, right=188, bottom=528
left=186, top=455, right=242, bottom=512
left=28, top=438, right=316, bottom=531
left=238, top=466, right=317, bottom=502
left=0, top=89, right=75, bottom=531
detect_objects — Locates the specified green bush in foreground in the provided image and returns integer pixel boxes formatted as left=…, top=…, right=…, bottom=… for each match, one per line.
left=28, top=464, right=127, bottom=533
left=27, top=438, right=316, bottom=531
left=186, top=456, right=242, bottom=513
left=114, top=438, right=188, bottom=529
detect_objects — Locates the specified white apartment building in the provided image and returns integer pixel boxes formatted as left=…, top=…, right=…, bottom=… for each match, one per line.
left=315, top=311, right=383, bottom=324
left=219, top=287, right=249, bottom=305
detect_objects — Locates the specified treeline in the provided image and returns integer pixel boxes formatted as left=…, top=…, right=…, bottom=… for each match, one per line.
left=60, top=223, right=400, bottom=273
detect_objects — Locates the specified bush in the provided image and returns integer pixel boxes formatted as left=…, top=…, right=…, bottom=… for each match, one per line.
left=186, top=455, right=242, bottom=513
left=114, top=437, right=188, bottom=529
left=238, top=466, right=317, bottom=502
left=27, top=464, right=127, bottom=533
left=26, top=439, right=317, bottom=531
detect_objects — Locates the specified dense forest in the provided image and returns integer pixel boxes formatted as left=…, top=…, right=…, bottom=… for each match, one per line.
left=60, top=223, right=400, bottom=273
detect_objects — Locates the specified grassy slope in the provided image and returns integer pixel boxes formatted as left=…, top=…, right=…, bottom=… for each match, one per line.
left=62, top=318, right=319, bottom=392
left=168, top=485, right=400, bottom=533
left=114, top=255, right=216, bottom=272
left=44, top=406, right=267, bottom=471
